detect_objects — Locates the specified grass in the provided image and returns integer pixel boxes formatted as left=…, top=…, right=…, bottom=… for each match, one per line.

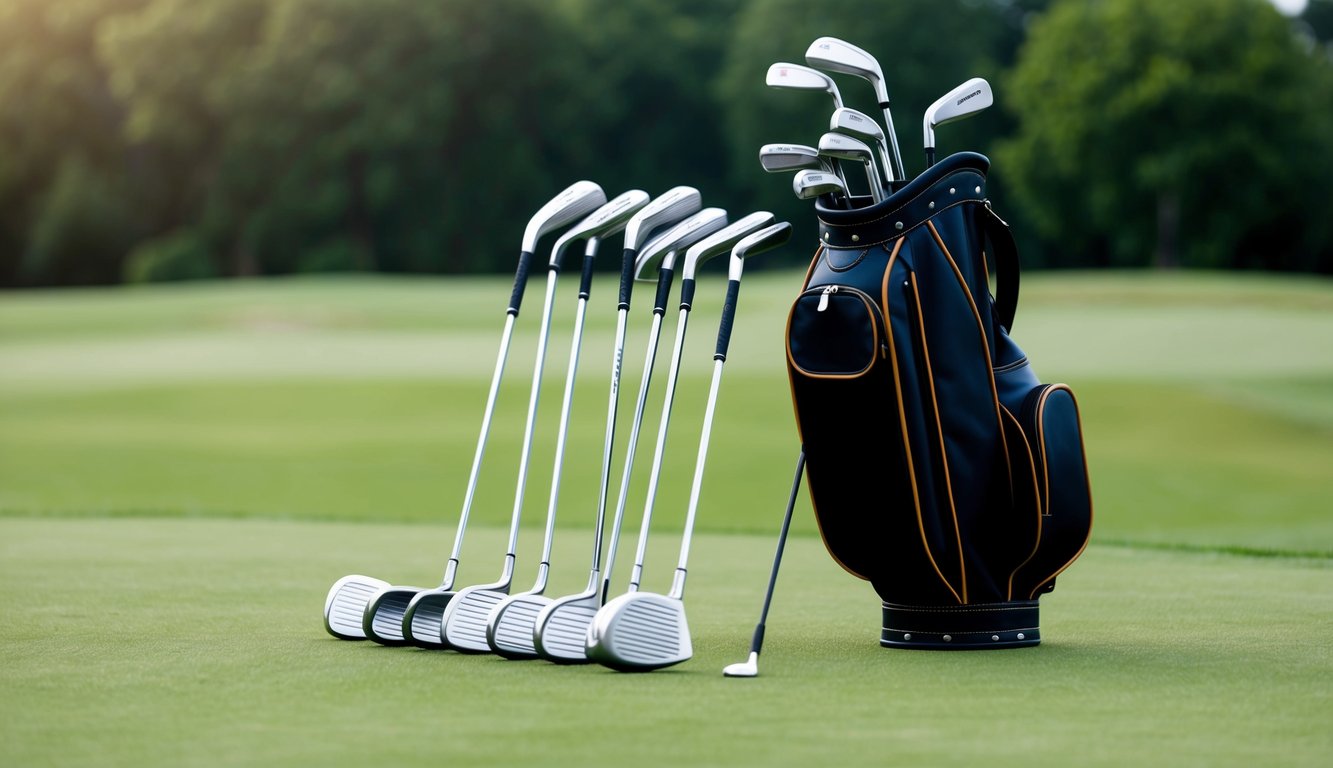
left=1, top=517, right=1328, bottom=768
left=1, top=268, right=1331, bottom=766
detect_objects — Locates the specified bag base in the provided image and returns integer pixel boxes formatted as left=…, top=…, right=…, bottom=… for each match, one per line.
left=880, top=600, right=1041, bottom=650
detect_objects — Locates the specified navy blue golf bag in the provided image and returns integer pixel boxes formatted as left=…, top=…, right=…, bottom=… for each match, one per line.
left=785, top=152, right=1093, bottom=649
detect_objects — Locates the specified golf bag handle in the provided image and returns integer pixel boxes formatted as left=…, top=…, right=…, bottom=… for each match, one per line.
left=982, top=202, right=1020, bottom=334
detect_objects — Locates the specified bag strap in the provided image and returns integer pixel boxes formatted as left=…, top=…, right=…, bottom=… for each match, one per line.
left=982, top=201, right=1020, bottom=333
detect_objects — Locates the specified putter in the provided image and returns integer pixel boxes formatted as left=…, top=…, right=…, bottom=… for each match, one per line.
left=522, top=192, right=719, bottom=664
left=619, top=212, right=776, bottom=603
left=723, top=450, right=805, bottom=678
left=805, top=36, right=905, bottom=184
left=483, top=190, right=651, bottom=659
left=322, top=179, right=605, bottom=643
left=586, top=221, right=794, bottom=672
left=765, top=62, right=844, bottom=109
left=595, top=207, right=731, bottom=608
left=923, top=76, right=993, bottom=167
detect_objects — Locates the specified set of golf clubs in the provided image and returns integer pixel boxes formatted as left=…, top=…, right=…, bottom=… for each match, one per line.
left=323, top=180, right=792, bottom=672
left=761, top=35, right=994, bottom=208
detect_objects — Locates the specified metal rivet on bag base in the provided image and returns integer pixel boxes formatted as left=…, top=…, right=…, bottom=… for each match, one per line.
left=943, top=635, right=952, bottom=643
left=975, top=186, right=981, bottom=194
left=1017, top=633, right=1026, bottom=640
left=903, top=633, right=911, bottom=641
left=928, top=201, right=935, bottom=210
left=823, top=232, right=829, bottom=241
left=895, top=221, right=903, bottom=230
left=851, top=234, right=860, bottom=242
left=992, top=635, right=1000, bottom=642
left=949, top=187, right=956, bottom=194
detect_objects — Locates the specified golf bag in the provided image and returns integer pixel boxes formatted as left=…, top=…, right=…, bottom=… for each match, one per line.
left=785, top=152, right=1092, bottom=649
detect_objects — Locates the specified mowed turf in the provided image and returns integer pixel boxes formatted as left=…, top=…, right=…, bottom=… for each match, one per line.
left=1, top=269, right=1331, bottom=766
left=0, top=517, right=1329, bottom=768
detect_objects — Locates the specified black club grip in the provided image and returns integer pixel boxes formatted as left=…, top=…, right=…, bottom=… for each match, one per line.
left=508, top=250, right=534, bottom=315
left=618, top=248, right=635, bottom=310
left=714, top=279, right=740, bottom=360
left=653, top=266, right=675, bottom=315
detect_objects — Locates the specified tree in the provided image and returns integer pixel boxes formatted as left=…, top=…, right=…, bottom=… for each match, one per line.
left=0, top=0, right=150, bottom=285
left=995, top=0, right=1333, bottom=270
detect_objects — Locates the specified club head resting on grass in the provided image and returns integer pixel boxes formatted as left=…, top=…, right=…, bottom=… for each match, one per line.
left=923, top=76, right=992, bottom=167
left=586, top=221, right=793, bottom=673
left=387, top=182, right=610, bottom=650
left=323, top=179, right=606, bottom=644
left=482, top=190, right=651, bottom=661
left=526, top=190, right=711, bottom=665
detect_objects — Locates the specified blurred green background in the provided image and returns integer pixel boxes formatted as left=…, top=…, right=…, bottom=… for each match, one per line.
left=2, top=3, right=1332, bottom=766
left=1, top=0, right=1332, bottom=287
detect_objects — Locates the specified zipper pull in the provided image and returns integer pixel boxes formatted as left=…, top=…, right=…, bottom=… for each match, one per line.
left=816, top=285, right=838, bottom=312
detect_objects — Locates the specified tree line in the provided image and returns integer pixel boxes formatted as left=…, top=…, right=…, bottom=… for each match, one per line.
left=2, top=0, right=1331, bottom=287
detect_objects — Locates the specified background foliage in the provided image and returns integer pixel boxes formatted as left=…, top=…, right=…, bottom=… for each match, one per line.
left=2, top=0, right=1331, bottom=287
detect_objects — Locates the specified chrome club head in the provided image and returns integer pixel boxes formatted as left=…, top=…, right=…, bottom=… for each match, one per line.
left=923, top=76, right=993, bottom=167
left=765, top=61, right=843, bottom=109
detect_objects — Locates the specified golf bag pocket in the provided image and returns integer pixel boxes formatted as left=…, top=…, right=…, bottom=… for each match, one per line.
left=1009, top=383, right=1093, bottom=599
left=787, top=285, right=884, bottom=378
left=786, top=280, right=912, bottom=587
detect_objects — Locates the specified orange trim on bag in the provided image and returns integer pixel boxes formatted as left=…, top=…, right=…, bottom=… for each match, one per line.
left=1024, top=383, right=1095, bottom=598
left=907, top=273, right=968, bottom=603
left=1000, top=406, right=1042, bottom=601
left=881, top=239, right=962, bottom=604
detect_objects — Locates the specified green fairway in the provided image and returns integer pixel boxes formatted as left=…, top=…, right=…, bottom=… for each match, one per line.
left=1, top=517, right=1329, bottom=768
left=1, top=269, right=1331, bottom=766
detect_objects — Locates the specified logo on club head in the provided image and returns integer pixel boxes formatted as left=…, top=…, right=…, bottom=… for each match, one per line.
left=957, top=89, right=983, bottom=106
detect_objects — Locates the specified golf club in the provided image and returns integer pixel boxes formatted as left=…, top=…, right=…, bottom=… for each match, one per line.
left=830, top=106, right=896, bottom=192
left=521, top=192, right=717, bottom=664
left=760, top=143, right=846, bottom=207
left=758, top=143, right=838, bottom=176
left=433, top=185, right=623, bottom=653
left=723, top=450, right=805, bottom=678
left=805, top=36, right=905, bottom=184
left=586, top=220, right=794, bottom=672
left=323, top=179, right=605, bottom=643
left=923, top=76, right=993, bottom=168
left=482, top=191, right=651, bottom=659
left=595, top=207, right=730, bottom=609
left=619, top=211, right=776, bottom=603
left=791, top=169, right=847, bottom=207
left=764, top=61, right=844, bottom=109
left=818, top=131, right=883, bottom=202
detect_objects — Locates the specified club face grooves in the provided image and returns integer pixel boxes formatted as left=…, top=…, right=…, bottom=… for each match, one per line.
left=586, top=593, right=691, bottom=671
left=534, top=596, right=599, bottom=662
left=323, top=575, right=391, bottom=640
left=487, top=594, right=552, bottom=658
